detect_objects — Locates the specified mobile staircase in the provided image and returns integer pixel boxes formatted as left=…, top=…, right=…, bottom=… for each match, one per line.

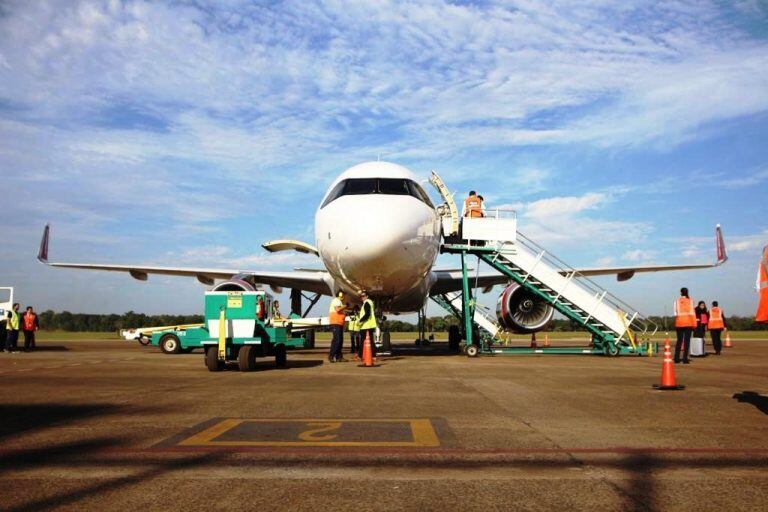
left=429, top=171, right=658, bottom=357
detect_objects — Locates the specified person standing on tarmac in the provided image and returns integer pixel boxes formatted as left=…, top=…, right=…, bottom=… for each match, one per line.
left=348, top=314, right=359, bottom=355
left=708, top=301, right=728, bottom=355
left=5, top=303, right=20, bottom=353
left=357, top=290, right=377, bottom=360
left=328, top=291, right=347, bottom=363
left=21, top=306, right=39, bottom=352
left=694, top=301, right=709, bottom=344
left=673, top=288, right=696, bottom=364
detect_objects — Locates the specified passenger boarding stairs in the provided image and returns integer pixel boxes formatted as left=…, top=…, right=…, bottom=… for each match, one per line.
left=479, top=232, right=657, bottom=351
left=429, top=171, right=657, bottom=353
left=431, top=291, right=500, bottom=343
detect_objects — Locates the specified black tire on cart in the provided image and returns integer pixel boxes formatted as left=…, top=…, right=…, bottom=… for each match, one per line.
left=160, top=334, right=182, bottom=354
left=466, top=344, right=479, bottom=357
left=205, top=347, right=223, bottom=372
left=448, top=325, right=461, bottom=352
left=605, top=343, right=621, bottom=357
left=238, top=345, right=257, bottom=372
left=274, top=343, right=287, bottom=368
left=138, top=336, right=151, bottom=346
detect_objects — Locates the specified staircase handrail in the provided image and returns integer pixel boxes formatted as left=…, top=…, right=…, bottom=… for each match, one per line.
left=512, top=231, right=658, bottom=336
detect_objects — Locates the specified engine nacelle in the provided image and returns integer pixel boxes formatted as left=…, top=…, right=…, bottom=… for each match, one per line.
left=211, top=279, right=257, bottom=292
left=496, top=283, right=554, bottom=333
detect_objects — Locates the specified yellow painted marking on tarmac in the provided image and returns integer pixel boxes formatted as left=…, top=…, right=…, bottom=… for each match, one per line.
left=297, top=422, right=342, bottom=441
left=178, top=419, right=441, bottom=447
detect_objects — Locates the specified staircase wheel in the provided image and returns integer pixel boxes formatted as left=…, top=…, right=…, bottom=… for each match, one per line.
left=466, top=345, right=479, bottom=357
left=606, top=343, right=620, bottom=357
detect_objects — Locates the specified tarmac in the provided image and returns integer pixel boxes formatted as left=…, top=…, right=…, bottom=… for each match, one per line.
left=1, top=337, right=767, bottom=511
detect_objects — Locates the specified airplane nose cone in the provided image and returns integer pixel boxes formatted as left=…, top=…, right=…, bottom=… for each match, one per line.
left=327, top=197, right=440, bottom=294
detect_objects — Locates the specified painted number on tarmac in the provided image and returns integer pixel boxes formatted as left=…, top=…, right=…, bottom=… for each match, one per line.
left=178, top=418, right=440, bottom=447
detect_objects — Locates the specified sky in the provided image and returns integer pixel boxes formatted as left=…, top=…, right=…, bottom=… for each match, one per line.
left=0, top=0, right=767, bottom=320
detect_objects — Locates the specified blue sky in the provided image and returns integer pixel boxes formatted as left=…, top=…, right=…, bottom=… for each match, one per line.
left=1, top=0, right=767, bottom=319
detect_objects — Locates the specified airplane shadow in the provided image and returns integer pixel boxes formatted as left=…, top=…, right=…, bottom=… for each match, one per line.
left=733, top=391, right=768, bottom=416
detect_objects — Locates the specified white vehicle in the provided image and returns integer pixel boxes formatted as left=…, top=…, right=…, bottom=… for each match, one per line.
left=35, top=161, right=727, bottom=336
left=0, top=287, right=13, bottom=325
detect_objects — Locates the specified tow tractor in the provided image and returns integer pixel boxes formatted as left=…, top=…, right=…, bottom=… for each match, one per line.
left=147, top=289, right=307, bottom=371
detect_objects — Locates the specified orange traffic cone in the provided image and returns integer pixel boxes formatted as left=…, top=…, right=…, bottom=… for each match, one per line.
left=544, top=334, right=549, bottom=347
left=360, top=331, right=374, bottom=367
left=724, top=332, right=733, bottom=348
left=653, top=339, right=685, bottom=390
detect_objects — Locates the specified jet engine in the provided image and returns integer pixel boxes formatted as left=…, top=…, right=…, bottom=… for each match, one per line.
left=211, top=279, right=257, bottom=292
left=496, top=283, right=554, bottom=333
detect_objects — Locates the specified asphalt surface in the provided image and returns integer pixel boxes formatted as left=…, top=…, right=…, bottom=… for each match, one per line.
left=1, top=337, right=767, bottom=511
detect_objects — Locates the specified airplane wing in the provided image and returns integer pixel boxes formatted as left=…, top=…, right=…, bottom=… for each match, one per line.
left=430, top=225, right=727, bottom=294
left=36, top=225, right=332, bottom=295
left=571, top=224, right=727, bottom=281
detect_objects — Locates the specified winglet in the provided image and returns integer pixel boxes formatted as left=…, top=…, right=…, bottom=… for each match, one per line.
left=715, top=224, right=727, bottom=265
left=37, top=224, right=50, bottom=263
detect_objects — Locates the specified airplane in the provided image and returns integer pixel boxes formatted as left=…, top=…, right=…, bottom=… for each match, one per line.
left=36, top=161, right=728, bottom=335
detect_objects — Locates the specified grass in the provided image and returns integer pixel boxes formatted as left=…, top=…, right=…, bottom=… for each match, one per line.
left=31, top=329, right=768, bottom=343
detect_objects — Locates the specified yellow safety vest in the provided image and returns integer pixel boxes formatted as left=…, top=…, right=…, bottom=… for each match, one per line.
left=7, top=310, right=19, bottom=330
left=348, top=316, right=359, bottom=332
left=358, top=299, right=378, bottom=330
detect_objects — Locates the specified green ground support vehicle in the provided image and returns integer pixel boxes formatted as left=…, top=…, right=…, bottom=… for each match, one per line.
left=149, top=290, right=306, bottom=371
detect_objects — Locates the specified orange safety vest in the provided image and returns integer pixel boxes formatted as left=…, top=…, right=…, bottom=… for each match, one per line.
left=22, top=312, right=37, bottom=331
left=757, top=246, right=768, bottom=323
left=464, top=196, right=482, bottom=218
left=709, top=307, right=724, bottom=330
left=329, top=298, right=346, bottom=326
left=675, top=297, right=696, bottom=328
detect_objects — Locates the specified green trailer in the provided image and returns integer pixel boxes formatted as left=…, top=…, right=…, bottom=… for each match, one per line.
left=149, top=290, right=306, bottom=371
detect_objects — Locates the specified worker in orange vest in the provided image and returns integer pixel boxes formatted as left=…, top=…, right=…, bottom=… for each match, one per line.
left=463, top=190, right=483, bottom=218
left=756, top=245, right=768, bottom=323
left=328, top=291, right=347, bottom=363
left=21, top=306, right=39, bottom=351
left=708, top=301, right=727, bottom=355
left=673, top=287, right=696, bottom=364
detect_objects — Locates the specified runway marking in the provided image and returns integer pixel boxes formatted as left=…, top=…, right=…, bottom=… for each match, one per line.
left=177, top=418, right=441, bottom=448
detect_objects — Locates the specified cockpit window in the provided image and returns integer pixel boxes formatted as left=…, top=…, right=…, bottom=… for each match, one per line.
left=321, top=178, right=435, bottom=209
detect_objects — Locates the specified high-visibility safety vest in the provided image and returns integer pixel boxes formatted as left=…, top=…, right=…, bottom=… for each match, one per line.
left=329, top=297, right=346, bottom=326
left=709, top=307, right=724, bottom=330
left=22, top=312, right=37, bottom=331
left=757, top=245, right=768, bottom=323
left=464, top=196, right=482, bottom=218
left=358, top=299, right=378, bottom=330
left=348, top=316, right=359, bottom=332
left=7, top=310, right=19, bottom=330
left=675, top=297, right=697, bottom=328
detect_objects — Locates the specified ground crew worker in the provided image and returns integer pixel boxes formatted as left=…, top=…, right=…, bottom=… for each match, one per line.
left=272, top=300, right=282, bottom=320
left=756, top=245, right=768, bottom=323
left=709, top=301, right=727, bottom=355
left=463, top=190, right=482, bottom=218
left=5, top=303, right=20, bottom=353
left=357, top=290, right=377, bottom=359
left=22, top=306, right=39, bottom=352
left=348, top=314, right=360, bottom=355
left=673, top=287, right=696, bottom=364
left=328, top=291, right=347, bottom=363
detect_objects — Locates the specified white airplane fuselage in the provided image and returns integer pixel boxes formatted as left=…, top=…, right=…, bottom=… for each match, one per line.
left=315, top=162, right=442, bottom=312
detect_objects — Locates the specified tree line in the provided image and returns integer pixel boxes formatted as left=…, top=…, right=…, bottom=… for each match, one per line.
left=33, top=310, right=768, bottom=332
